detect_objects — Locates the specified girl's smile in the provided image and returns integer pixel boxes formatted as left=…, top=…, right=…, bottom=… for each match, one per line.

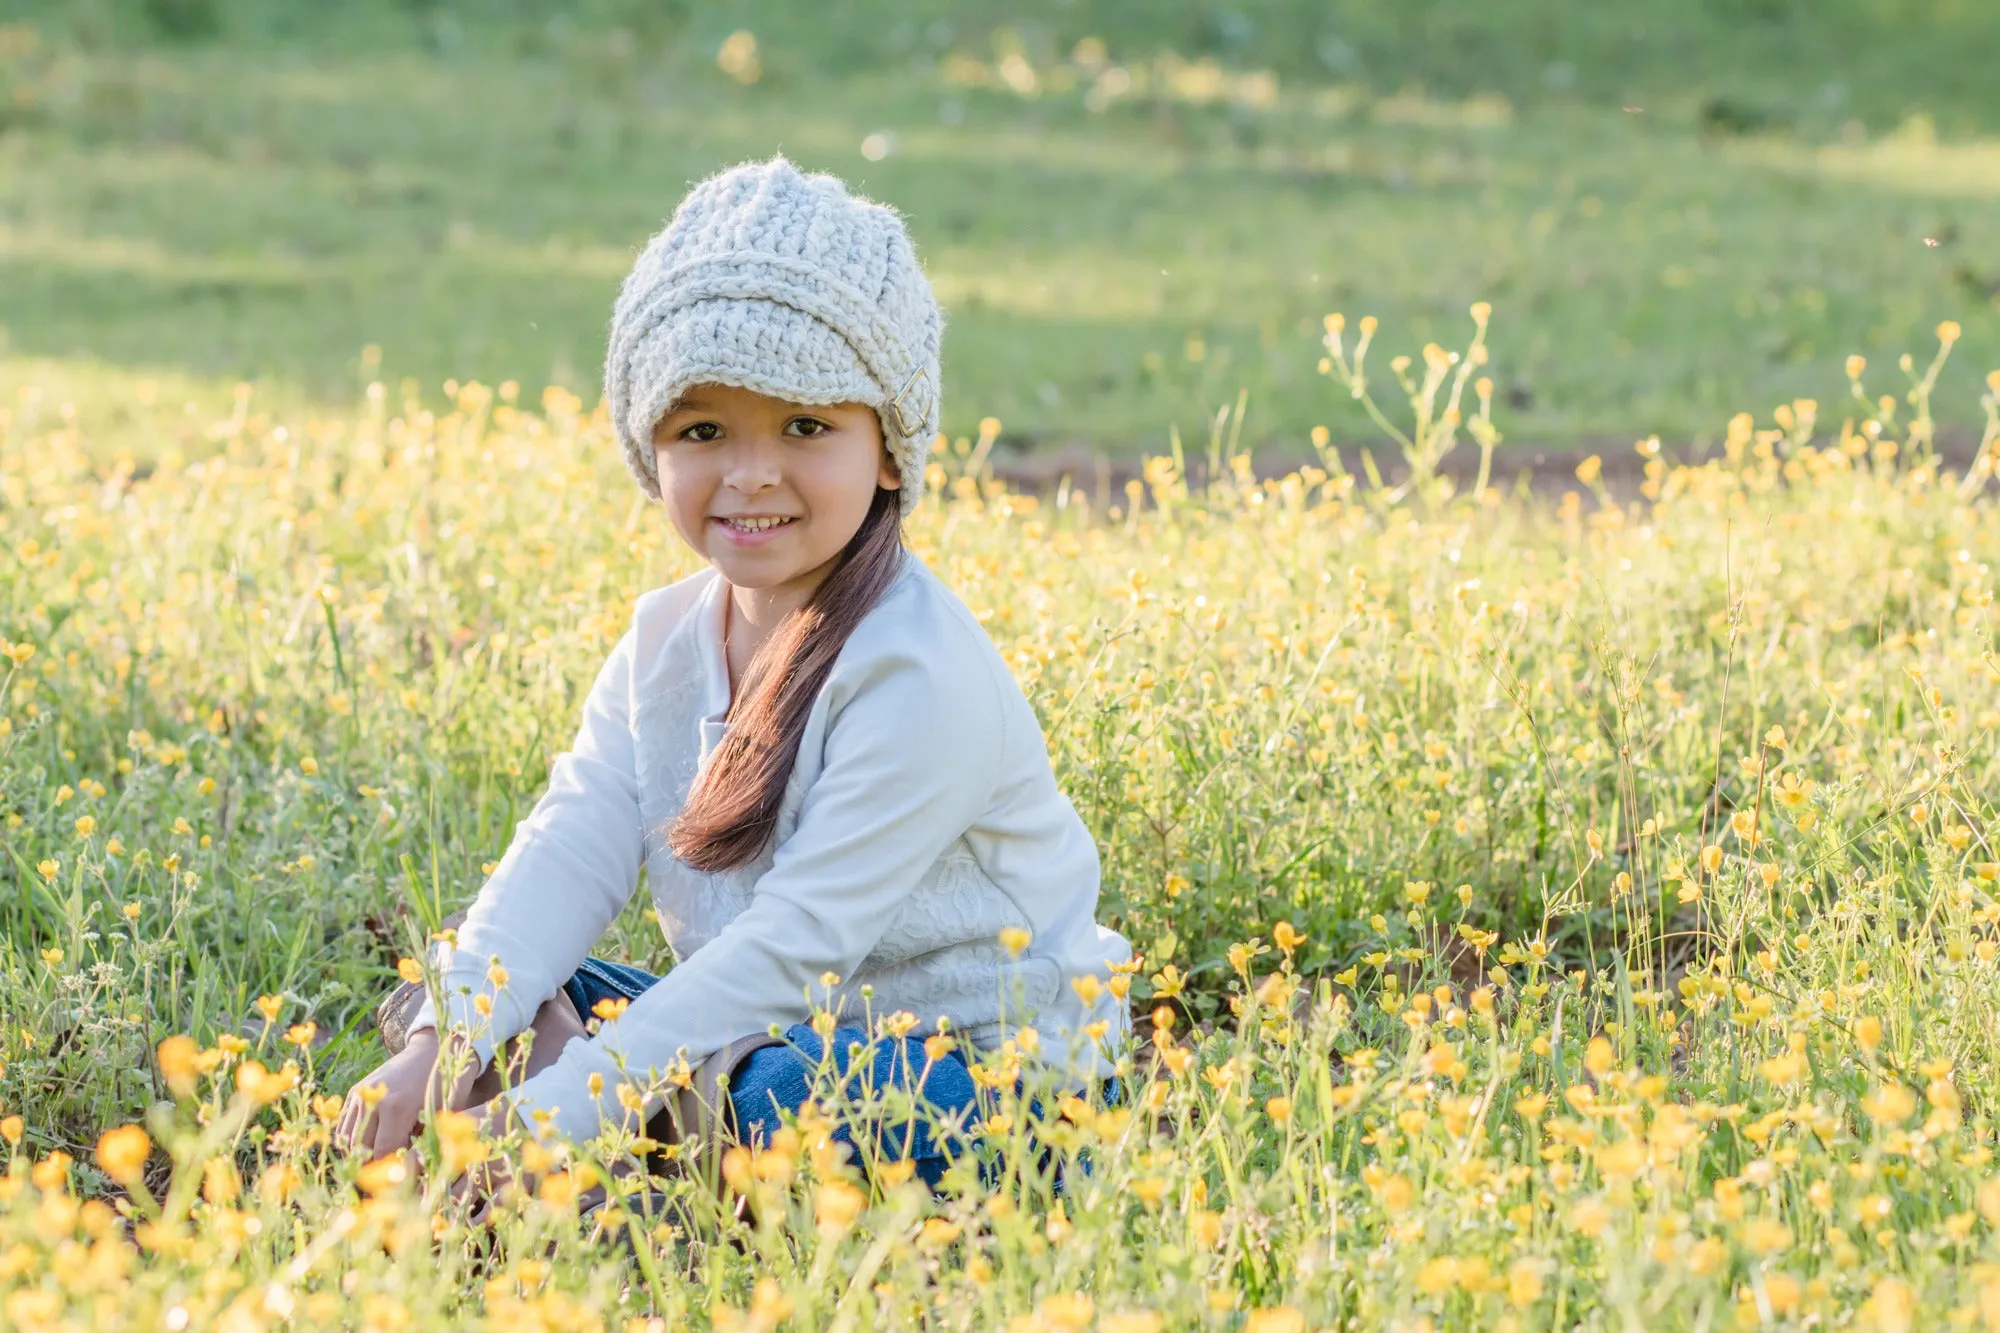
left=712, top=513, right=799, bottom=545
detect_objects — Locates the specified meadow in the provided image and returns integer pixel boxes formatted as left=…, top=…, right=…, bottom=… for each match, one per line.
left=1, top=306, right=1999, bottom=1328
left=7, top=1, right=2000, bottom=1326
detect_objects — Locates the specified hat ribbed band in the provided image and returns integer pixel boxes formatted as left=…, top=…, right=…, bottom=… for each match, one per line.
left=627, top=301, right=881, bottom=442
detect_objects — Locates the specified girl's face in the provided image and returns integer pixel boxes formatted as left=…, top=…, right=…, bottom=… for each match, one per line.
left=651, top=382, right=900, bottom=599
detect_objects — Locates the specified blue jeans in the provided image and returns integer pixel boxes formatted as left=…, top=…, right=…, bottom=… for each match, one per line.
left=561, top=955, right=1124, bottom=1195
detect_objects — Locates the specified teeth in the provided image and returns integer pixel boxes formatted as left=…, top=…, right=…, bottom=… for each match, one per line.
left=726, top=516, right=793, bottom=531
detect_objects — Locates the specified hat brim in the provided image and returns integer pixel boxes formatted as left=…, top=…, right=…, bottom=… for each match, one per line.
left=625, top=297, right=883, bottom=450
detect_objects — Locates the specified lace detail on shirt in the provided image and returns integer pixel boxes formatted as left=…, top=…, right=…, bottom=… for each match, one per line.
left=818, top=940, right=1063, bottom=1051
left=820, top=851, right=1061, bottom=1040
left=632, top=676, right=773, bottom=961
left=631, top=673, right=704, bottom=859
left=864, top=851, right=1017, bottom=964
left=644, top=794, right=1058, bottom=1029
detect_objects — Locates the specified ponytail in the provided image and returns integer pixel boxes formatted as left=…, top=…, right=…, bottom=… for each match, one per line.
left=667, top=485, right=906, bottom=871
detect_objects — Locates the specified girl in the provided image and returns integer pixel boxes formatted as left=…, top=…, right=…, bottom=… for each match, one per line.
left=335, top=156, right=1135, bottom=1205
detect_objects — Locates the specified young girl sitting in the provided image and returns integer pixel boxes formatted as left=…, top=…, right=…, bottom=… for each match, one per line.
left=335, top=156, right=1135, bottom=1203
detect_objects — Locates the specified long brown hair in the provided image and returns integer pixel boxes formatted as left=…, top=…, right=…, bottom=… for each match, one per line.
left=667, top=484, right=906, bottom=871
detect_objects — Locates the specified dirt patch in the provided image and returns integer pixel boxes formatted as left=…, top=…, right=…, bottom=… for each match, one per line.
left=986, top=426, right=1993, bottom=509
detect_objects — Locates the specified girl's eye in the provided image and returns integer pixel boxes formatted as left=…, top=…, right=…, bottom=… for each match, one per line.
left=679, top=421, right=722, bottom=442
left=785, top=417, right=830, bottom=437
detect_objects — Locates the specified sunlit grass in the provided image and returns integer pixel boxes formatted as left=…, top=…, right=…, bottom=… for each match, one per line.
left=2, top=311, right=1999, bottom=1325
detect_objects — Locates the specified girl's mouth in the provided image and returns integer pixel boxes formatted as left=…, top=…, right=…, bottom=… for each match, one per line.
left=713, top=515, right=798, bottom=546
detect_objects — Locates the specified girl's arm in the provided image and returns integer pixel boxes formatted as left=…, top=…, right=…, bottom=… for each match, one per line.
left=493, top=640, right=1008, bottom=1147
left=405, top=629, right=644, bottom=1074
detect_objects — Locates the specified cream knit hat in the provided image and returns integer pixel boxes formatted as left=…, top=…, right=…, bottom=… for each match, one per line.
left=605, top=156, right=943, bottom=518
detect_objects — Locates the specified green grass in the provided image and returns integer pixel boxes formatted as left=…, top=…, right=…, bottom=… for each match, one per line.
left=1, top=0, right=1997, bottom=458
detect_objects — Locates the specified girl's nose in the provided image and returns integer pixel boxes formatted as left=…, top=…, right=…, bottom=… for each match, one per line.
left=721, top=436, right=783, bottom=494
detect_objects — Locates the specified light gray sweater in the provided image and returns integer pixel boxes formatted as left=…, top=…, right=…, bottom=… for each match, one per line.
left=408, top=553, right=1134, bottom=1144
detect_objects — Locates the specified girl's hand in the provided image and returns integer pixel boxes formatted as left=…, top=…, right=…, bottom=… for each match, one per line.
left=334, top=1029, right=487, bottom=1160
left=335, top=1031, right=441, bottom=1159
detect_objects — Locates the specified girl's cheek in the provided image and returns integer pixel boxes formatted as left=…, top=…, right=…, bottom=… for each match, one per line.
left=658, top=494, right=704, bottom=550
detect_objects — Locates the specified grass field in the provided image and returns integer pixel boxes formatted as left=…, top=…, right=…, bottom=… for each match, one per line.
left=2, top=0, right=1998, bottom=459
left=1, top=310, right=1999, bottom=1325
left=9, top=1, right=2000, bottom=1326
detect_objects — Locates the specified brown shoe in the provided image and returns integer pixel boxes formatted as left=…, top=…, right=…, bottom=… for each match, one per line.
left=373, top=908, right=469, bottom=1056
left=635, top=1031, right=792, bottom=1193
left=563, top=1035, right=786, bottom=1263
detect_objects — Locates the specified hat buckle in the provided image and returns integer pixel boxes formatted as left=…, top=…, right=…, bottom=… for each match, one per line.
left=888, top=366, right=929, bottom=438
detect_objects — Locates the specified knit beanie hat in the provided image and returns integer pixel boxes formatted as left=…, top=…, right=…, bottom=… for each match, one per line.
left=605, top=156, right=943, bottom=518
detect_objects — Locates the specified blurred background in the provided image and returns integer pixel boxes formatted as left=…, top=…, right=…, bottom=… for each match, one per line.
left=1, top=0, right=1995, bottom=461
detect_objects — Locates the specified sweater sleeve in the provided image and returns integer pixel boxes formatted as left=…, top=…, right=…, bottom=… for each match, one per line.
left=493, top=639, right=1007, bottom=1146
left=404, top=630, right=643, bottom=1070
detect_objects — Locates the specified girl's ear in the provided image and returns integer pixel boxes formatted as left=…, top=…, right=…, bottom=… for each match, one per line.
left=877, top=440, right=903, bottom=492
